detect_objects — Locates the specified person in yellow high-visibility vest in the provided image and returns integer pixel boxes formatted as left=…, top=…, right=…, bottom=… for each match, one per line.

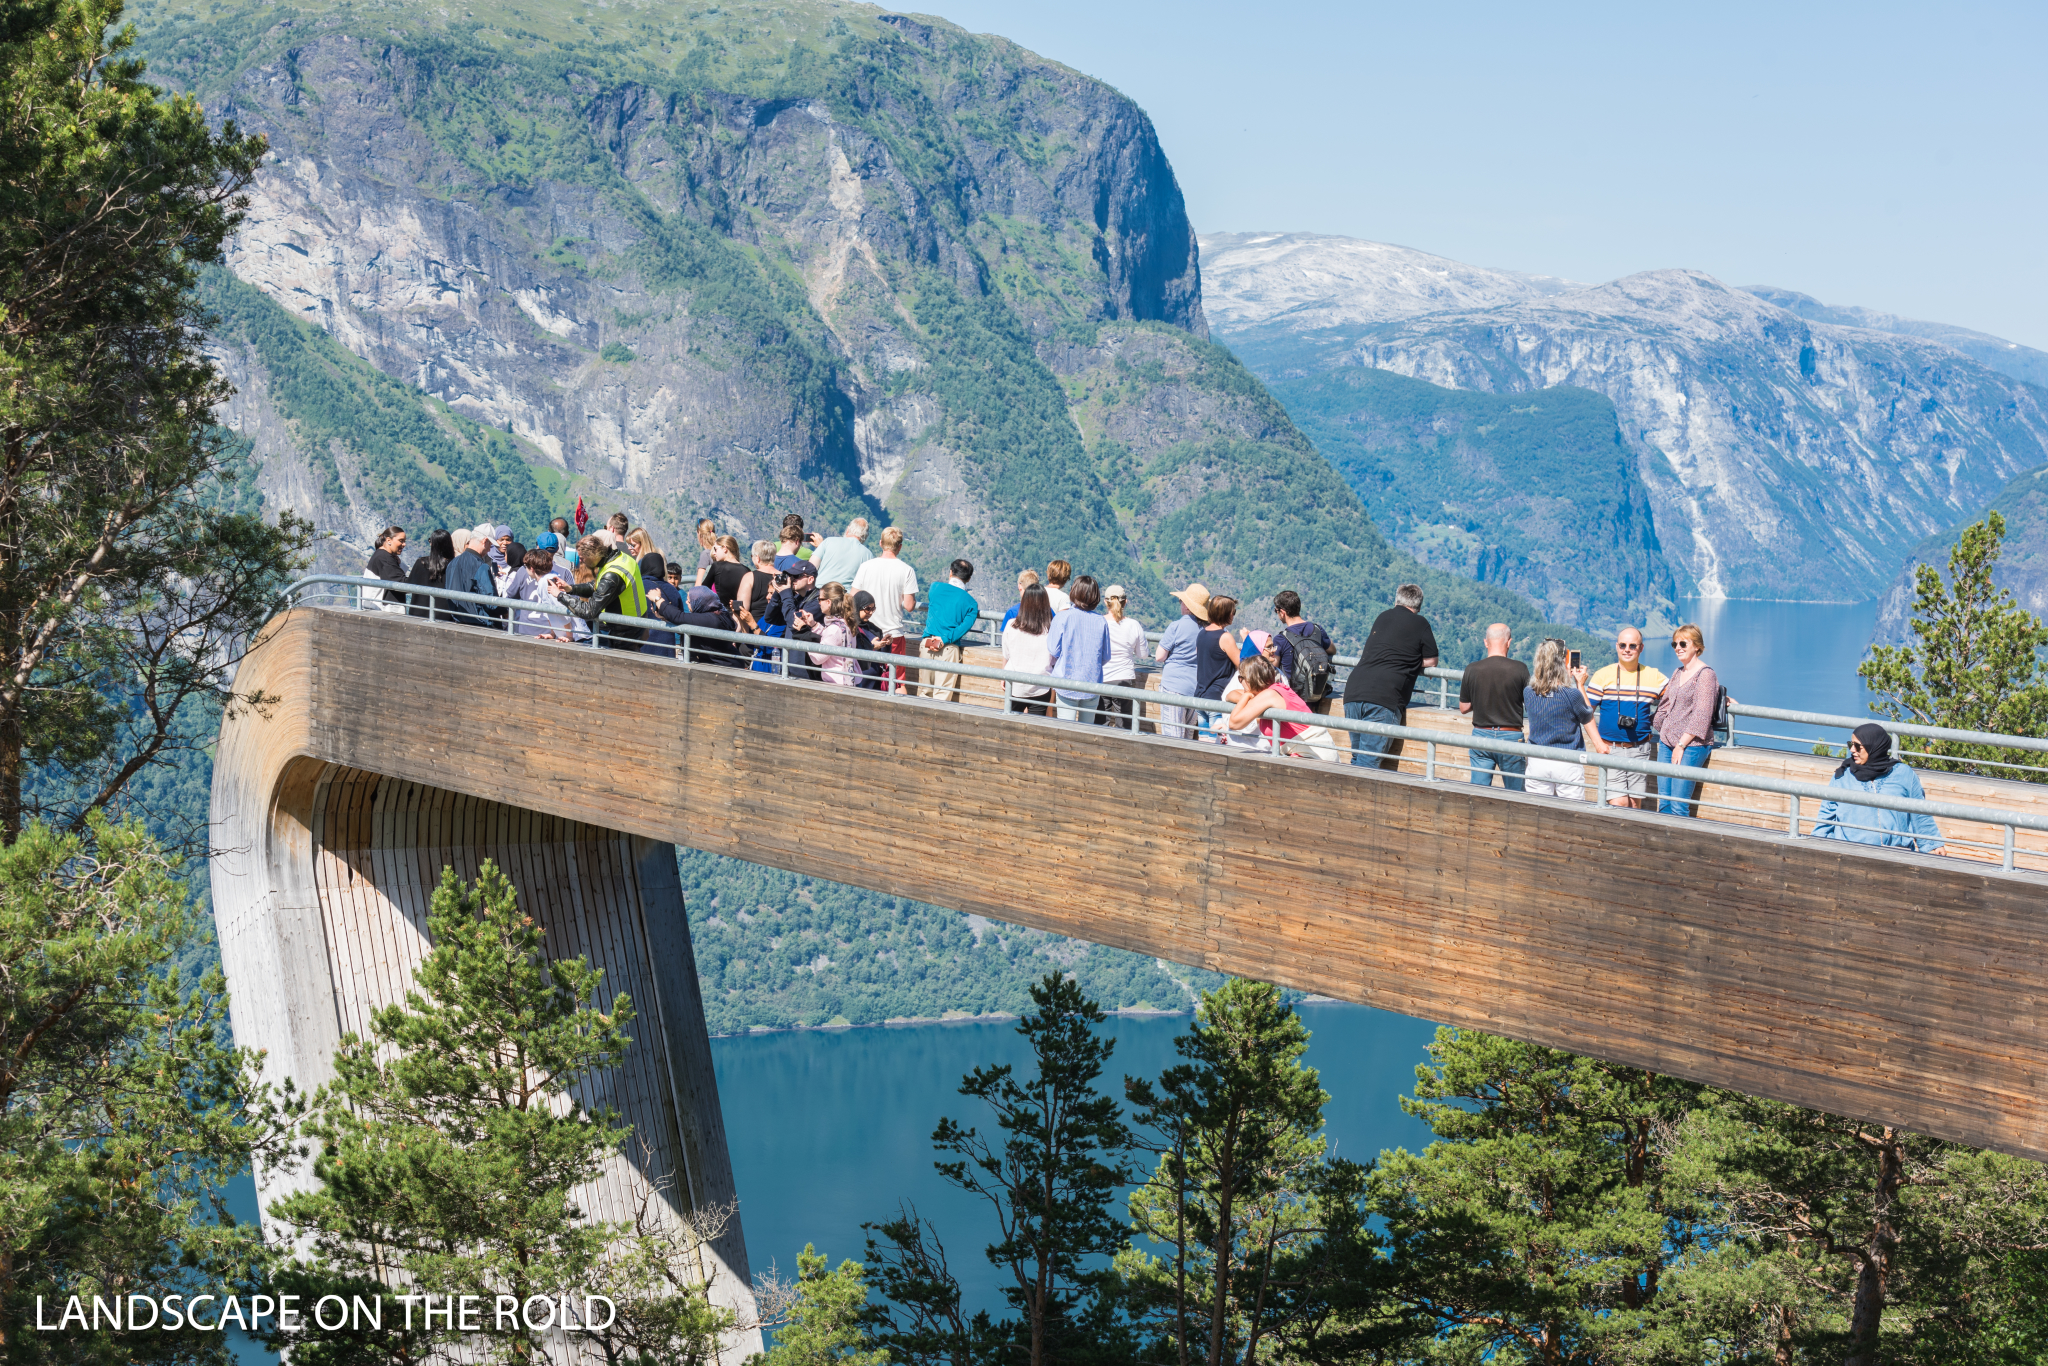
left=564, top=534, right=648, bottom=649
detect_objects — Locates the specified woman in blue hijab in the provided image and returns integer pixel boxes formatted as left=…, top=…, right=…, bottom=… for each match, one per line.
left=1812, top=722, right=1944, bottom=853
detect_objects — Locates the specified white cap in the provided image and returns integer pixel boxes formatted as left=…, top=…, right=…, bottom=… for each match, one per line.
left=1104, top=584, right=1128, bottom=598
left=472, top=523, right=497, bottom=544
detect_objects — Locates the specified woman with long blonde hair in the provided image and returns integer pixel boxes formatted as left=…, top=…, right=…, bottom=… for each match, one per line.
left=1523, top=638, right=1597, bottom=800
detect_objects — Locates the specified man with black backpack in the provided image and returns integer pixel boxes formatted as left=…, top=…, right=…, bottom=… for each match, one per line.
left=1273, top=590, right=1338, bottom=713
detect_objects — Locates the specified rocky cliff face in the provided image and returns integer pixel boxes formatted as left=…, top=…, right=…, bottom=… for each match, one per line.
left=144, top=0, right=1209, bottom=594
left=138, top=0, right=1582, bottom=657
left=1207, top=234, right=2048, bottom=603
left=1745, top=286, right=2048, bottom=391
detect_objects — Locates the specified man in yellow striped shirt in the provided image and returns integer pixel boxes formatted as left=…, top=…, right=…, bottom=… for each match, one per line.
left=1582, top=626, right=1667, bottom=809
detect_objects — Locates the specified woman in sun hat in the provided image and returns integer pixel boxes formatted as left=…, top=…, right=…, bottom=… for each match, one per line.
left=1154, top=582, right=1209, bottom=740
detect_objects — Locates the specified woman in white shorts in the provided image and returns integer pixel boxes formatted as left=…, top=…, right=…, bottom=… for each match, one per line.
left=1522, top=639, right=1600, bottom=800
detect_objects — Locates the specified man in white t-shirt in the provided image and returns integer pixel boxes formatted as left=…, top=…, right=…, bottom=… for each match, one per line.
left=851, top=526, right=919, bottom=693
left=1043, top=559, right=1073, bottom=613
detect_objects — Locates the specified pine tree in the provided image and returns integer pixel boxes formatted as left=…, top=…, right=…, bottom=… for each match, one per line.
left=1680, top=1095, right=2048, bottom=1366
left=1366, top=1029, right=1737, bottom=1364
left=0, top=0, right=308, bottom=842
left=1117, top=979, right=1381, bottom=1366
left=755, top=1245, right=887, bottom=1366
left=0, top=816, right=282, bottom=1365
left=926, top=973, right=1133, bottom=1366
left=267, top=862, right=731, bottom=1364
left=1860, top=512, right=2048, bottom=780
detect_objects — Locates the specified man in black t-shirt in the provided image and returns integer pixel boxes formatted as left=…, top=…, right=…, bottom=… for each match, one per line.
left=1341, top=583, right=1439, bottom=770
left=1458, top=623, right=1530, bottom=790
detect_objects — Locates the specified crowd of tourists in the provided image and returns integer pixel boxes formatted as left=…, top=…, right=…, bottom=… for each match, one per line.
left=359, top=512, right=1944, bottom=853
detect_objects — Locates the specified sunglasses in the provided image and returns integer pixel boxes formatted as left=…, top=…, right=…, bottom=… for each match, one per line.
left=1616, top=643, right=1641, bottom=651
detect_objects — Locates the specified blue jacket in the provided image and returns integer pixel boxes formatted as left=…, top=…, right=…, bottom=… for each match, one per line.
left=442, top=549, right=502, bottom=626
left=1814, top=763, right=1944, bottom=854
left=925, top=581, right=979, bottom=647
left=1046, top=607, right=1113, bottom=702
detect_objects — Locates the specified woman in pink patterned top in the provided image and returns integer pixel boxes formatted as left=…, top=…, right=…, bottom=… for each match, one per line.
left=1652, top=623, right=1720, bottom=817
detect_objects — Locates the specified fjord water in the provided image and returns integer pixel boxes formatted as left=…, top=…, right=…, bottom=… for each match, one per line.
left=713, top=1003, right=1440, bottom=1318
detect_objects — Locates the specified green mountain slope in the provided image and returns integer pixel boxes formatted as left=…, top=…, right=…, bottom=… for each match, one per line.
left=1250, top=363, right=1676, bottom=632
left=201, top=266, right=564, bottom=535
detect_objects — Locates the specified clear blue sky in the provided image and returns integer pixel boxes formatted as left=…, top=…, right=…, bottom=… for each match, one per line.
left=916, top=0, right=2048, bottom=349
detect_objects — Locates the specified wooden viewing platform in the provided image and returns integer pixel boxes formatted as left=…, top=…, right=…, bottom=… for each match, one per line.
left=213, top=605, right=2048, bottom=1344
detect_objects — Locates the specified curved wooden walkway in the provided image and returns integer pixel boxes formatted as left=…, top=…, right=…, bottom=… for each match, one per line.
left=212, top=607, right=2048, bottom=1300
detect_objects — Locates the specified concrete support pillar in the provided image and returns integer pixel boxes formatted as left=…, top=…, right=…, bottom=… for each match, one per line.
left=211, top=759, right=760, bottom=1360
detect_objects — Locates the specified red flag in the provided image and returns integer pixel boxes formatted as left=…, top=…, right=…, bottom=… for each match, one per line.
left=573, top=497, right=587, bottom=535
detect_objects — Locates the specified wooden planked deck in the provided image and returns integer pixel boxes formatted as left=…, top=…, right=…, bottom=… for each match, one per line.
left=216, top=606, right=2048, bottom=1180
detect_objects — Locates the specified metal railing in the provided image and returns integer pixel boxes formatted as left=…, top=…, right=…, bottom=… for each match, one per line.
left=961, top=613, right=2013, bottom=766
left=288, top=577, right=2048, bottom=874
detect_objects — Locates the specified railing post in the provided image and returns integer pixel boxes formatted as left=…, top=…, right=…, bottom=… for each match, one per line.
left=2004, top=822, right=2017, bottom=872
left=1597, top=761, right=1607, bottom=807
left=1438, top=674, right=1447, bottom=710
left=1425, top=739, right=1436, bottom=782
left=1787, top=793, right=1800, bottom=837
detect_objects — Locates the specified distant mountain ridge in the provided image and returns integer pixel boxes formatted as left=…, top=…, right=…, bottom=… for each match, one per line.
left=1204, top=232, right=2048, bottom=604
left=1199, top=231, right=1583, bottom=333
left=1743, top=286, right=2048, bottom=391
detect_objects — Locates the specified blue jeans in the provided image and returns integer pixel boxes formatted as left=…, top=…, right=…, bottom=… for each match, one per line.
left=1055, top=695, right=1098, bottom=724
left=1469, top=727, right=1526, bottom=790
left=1345, top=702, right=1403, bottom=769
left=1658, top=742, right=1713, bottom=817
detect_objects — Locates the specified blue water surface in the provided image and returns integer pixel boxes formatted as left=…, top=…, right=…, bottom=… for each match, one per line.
left=712, top=1002, right=1439, bottom=1318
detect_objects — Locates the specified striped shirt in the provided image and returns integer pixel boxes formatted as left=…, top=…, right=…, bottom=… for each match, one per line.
left=1584, top=662, right=1667, bottom=745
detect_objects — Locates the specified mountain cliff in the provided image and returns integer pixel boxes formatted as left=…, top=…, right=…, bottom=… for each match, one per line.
left=1745, top=286, right=2048, bottom=391
left=1206, top=233, right=2048, bottom=605
left=139, top=0, right=1572, bottom=659
left=1264, top=367, right=1674, bottom=631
